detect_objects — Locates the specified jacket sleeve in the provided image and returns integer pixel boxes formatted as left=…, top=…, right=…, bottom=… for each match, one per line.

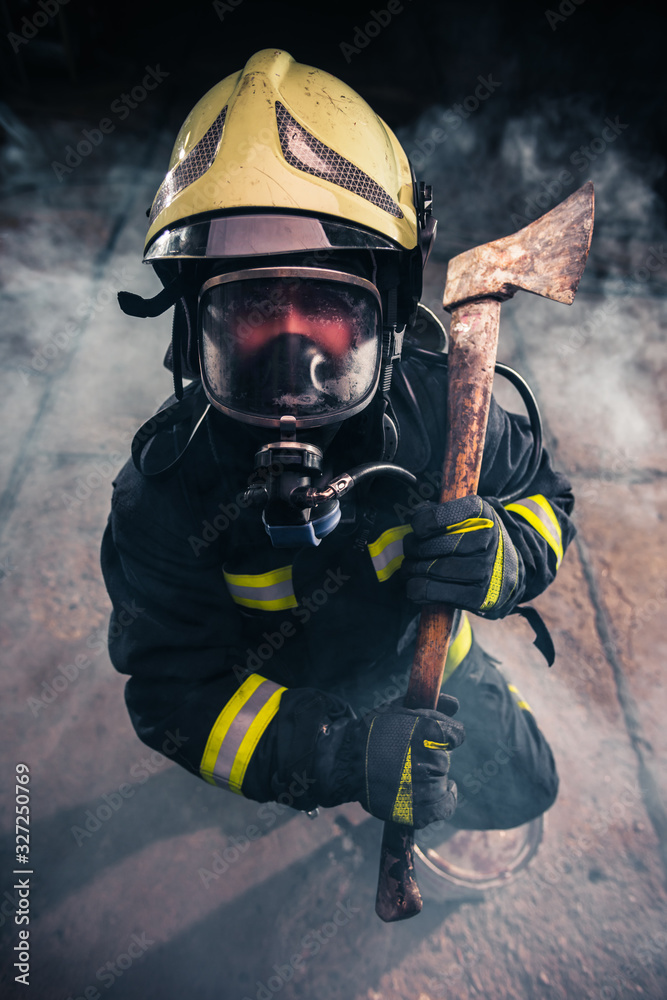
left=100, top=460, right=343, bottom=809
left=395, top=353, right=574, bottom=609
left=478, top=397, right=576, bottom=609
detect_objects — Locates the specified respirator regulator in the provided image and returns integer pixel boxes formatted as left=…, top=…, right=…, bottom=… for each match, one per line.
left=243, top=413, right=416, bottom=548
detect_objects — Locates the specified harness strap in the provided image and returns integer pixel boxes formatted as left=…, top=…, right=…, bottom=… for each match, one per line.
left=510, top=605, right=555, bottom=667
left=131, top=389, right=210, bottom=482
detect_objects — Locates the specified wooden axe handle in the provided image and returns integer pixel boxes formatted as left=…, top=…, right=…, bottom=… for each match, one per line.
left=375, top=299, right=501, bottom=922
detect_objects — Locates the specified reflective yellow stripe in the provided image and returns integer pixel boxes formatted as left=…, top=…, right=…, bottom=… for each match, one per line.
left=508, top=683, right=532, bottom=714
left=223, top=564, right=298, bottom=611
left=444, top=516, right=495, bottom=535
left=481, top=527, right=504, bottom=610
left=224, top=566, right=292, bottom=588
left=392, top=736, right=416, bottom=826
left=200, top=674, right=287, bottom=790
left=368, top=524, right=413, bottom=582
left=505, top=494, right=563, bottom=568
left=423, top=740, right=449, bottom=750
left=441, top=612, right=472, bottom=684
left=228, top=594, right=298, bottom=611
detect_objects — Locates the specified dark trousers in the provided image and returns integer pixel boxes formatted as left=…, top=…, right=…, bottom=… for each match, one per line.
left=442, top=634, right=558, bottom=830
left=330, top=621, right=558, bottom=832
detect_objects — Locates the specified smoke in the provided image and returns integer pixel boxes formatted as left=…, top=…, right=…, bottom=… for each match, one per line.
left=0, top=101, right=49, bottom=196
left=397, top=93, right=667, bottom=295
left=398, top=93, right=667, bottom=480
left=0, top=103, right=164, bottom=391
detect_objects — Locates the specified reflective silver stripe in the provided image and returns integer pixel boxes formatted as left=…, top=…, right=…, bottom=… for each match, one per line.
left=225, top=577, right=295, bottom=606
left=368, top=524, right=413, bottom=582
left=149, top=106, right=227, bottom=224
left=223, top=565, right=298, bottom=610
left=201, top=675, right=286, bottom=792
left=504, top=495, right=563, bottom=568
left=372, top=537, right=403, bottom=575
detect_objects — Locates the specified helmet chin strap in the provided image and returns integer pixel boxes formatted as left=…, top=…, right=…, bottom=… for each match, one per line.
left=117, top=271, right=194, bottom=400
left=117, top=275, right=187, bottom=318
left=378, top=286, right=404, bottom=463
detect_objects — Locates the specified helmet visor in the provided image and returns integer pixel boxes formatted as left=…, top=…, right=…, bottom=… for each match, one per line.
left=198, top=267, right=382, bottom=428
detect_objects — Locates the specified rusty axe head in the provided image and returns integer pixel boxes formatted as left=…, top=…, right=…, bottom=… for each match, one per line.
left=443, top=181, right=595, bottom=310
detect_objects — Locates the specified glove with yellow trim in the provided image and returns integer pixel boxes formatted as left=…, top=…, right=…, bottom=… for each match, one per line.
left=313, top=693, right=465, bottom=829
left=402, top=494, right=525, bottom=618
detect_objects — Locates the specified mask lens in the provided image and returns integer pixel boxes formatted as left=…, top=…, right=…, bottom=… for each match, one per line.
left=199, top=273, right=382, bottom=426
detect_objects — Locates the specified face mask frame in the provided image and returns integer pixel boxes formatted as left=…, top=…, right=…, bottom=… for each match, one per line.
left=197, top=266, right=383, bottom=429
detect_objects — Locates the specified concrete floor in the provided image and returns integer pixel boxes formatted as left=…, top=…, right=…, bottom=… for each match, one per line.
left=1, top=94, right=666, bottom=1000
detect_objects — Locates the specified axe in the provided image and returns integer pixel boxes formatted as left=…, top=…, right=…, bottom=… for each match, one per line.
left=375, top=181, right=595, bottom=922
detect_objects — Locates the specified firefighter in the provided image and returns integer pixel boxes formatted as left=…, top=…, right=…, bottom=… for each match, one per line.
left=102, top=49, right=572, bottom=834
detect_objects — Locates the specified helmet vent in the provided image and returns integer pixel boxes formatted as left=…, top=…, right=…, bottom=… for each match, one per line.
left=149, top=106, right=228, bottom=225
left=275, top=102, right=403, bottom=219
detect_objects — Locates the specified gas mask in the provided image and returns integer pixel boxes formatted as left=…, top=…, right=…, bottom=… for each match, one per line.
left=198, top=267, right=383, bottom=429
left=197, top=265, right=415, bottom=547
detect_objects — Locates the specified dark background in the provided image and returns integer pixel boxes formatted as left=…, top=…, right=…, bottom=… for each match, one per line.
left=1, top=0, right=664, bottom=191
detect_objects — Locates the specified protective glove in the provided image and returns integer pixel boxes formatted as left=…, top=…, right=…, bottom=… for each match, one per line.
left=402, top=494, right=525, bottom=617
left=312, top=693, right=465, bottom=829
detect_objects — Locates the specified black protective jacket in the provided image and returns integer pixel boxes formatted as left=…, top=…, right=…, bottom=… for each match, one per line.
left=101, top=349, right=575, bottom=808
